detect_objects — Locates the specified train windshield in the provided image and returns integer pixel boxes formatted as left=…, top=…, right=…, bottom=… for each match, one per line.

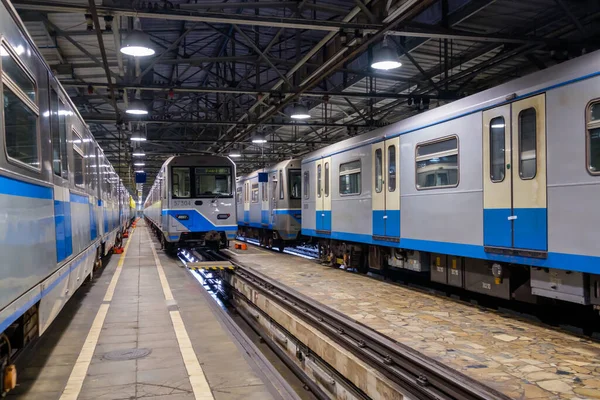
left=289, top=169, right=301, bottom=199
left=194, top=167, right=232, bottom=197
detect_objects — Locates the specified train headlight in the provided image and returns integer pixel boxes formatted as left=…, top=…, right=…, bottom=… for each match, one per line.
left=217, top=214, right=230, bottom=220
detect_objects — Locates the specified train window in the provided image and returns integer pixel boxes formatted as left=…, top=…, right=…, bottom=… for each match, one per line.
left=1, top=44, right=35, bottom=102
left=194, top=167, right=231, bottom=197
left=50, top=89, right=61, bottom=176
left=2, top=44, right=39, bottom=170
left=518, top=108, right=537, bottom=180
left=73, top=129, right=84, bottom=187
left=317, top=164, right=322, bottom=198
left=388, top=145, right=396, bottom=192
left=91, top=148, right=98, bottom=191
left=490, top=116, right=506, bottom=182
left=375, top=148, right=383, bottom=193
left=279, top=170, right=284, bottom=199
left=586, top=101, right=600, bottom=174
left=303, top=171, right=309, bottom=200
left=289, top=169, right=301, bottom=199
left=324, top=163, right=329, bottom=197
left=172, top=167, right=190, bottom=198
left=339, top=160, right=361, bottom=195
left=59, top=100, right=69, bottom=178
left=236, top=187, right=242, bottom=204
left=416, top=136, right=458, bottom=189
left=251, top=183, right=259, bottom=203
left=262, top=182, right=267, bottom=201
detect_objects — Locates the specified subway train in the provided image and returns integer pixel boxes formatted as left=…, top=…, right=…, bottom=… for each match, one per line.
left=0, top=1, right=134, bottom=393
left=236, top=159, right=302, bottom=251
left=144, top=155, right=237, bottom=252
left=301, top=49, right=600, bottom=307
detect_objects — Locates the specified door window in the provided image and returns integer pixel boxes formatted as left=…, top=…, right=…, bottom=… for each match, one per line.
left=518, top=108, right=537, bottom=180
left=317, top=164, right=322, bottom=198
left=303, top=171, right=309, bottom=199
left=490, top=116, right=506, bottom=182
left=375, top=148, right=383, bottom=193
left=324, top=162, right=330, bottom=197
left=388, top=145, right=396, bottom=192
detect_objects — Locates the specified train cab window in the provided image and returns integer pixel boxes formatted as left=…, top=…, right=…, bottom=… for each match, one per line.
left=303, top=171, right=309, bottom=200
left=388, top=145, right=396, bottom=192
left=518, top=108, right=537, bottom=180
left=587, top=101, right=600, bottom=174
left=324, top=163, right=329, bottom=197
left=251, top=183, right=259, bottom=203
left=194, top=167, right=232, bottom=197
left=2, top=44, right=39, bottom=169
left=172, top=167, right=191, bottom=198
left=375, top=148, right=383, bottom=193
left=279, top=170, right=284, bottom=199
left=416, top=136, right=458, bottom=189
left=490, top=116, right=506, bottom=182
left=317, top=164, right=322, bottom=198
left=289, top=169, right=301, bottom=199
left=339, top=160, right=361, bottom=195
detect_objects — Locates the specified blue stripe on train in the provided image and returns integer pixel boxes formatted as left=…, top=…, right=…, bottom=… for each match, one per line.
left=0, top=175, right=52, bottom=199
left=54, top=199, right=72, bottom=263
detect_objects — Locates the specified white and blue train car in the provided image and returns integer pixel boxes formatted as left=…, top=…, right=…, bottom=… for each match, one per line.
left=302, top=49, right=600, bottom=306
left=236, top=159, right=302, bottom=251
left=0, top=1, right=132, bottom=392
left=144, top=155, right=237, bottom=252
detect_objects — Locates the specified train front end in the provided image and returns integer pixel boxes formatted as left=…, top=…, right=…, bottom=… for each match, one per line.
left=164, top=156, right=237, bottom=251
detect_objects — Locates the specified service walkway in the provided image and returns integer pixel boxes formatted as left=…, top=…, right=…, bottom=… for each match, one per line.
left=228, top=242, right=600, bottom=400
left=9, top=222, right=296, bottom=400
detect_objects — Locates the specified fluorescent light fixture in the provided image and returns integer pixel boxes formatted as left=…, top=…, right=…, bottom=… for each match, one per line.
left=134, top=162, right=145, bottom=166
left=290, top=104, right=310, bottom=120
left=135, top=170, right=145, bottom=173
left=491, top=123, right=506, bottom=128
left=126, top=99, right=148, bottom=115
left=228, top=151, right=241, bottom=158
left=252, top=134, right=267, bottom=144
left=132, top=151, right=146, bottom=157
left=371, top=45, right=402, bottom=70
left=130, top=130, right=147, bottom=141
left=120, top=30, right=155, bottom=57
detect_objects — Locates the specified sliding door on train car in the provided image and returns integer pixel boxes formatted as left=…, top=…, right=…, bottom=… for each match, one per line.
left=371, top=138, right=400, bottom=240
left=483, top=94, right=547, bottom=253
left=315, top=157, right=332, bottom=233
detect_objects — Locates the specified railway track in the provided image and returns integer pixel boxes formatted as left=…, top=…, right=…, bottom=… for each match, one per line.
left=185, top=247, right=509, bottom=400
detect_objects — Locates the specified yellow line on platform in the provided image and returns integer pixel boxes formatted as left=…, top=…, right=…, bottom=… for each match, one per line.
left=147, top=229, right=214, bottom=400
left=60, top=229, right=133, bottom=400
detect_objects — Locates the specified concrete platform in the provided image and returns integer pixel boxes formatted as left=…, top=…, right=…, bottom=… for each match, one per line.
left=227, top=241, right=600, bottom=400
left=9, top=222, right=297, bottom=400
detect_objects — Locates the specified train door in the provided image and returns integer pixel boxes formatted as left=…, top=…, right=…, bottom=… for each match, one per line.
left=243, top=181, right=250, bottom=224
left=372, top=138, right=400, bottom=239
left=315, top=157, right=332, bottom=232
left=483, top=94, right=547, bottom=252
left=270, top=172, right=278, bottom=227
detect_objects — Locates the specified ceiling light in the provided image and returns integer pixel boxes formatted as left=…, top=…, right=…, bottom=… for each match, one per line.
left=120, top=30, right=155, bottom=57
left=126, top=99, right=148, bottom=115
left=131, top=130, right=147, bottom=142
left=135, top=170, right=145, bottom=173
left=132, top=150, right=146, bottom=157
left=290, top=104, right=311, bottom=120
left=491, top=123, right=505, bottom=128
left=252, top=134, right=267, bottom=144
left=228, top=151, right=241, bottom=158
left=134, top=162, right=145, bottom=166
left=371, top=45, right=402, bottom=70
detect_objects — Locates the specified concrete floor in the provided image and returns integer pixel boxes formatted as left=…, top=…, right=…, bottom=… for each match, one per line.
left=9, top=222, right=295, bottom=400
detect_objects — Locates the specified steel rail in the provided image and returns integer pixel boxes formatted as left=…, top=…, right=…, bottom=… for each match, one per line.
left=209, top=250, right=510, bottom=400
